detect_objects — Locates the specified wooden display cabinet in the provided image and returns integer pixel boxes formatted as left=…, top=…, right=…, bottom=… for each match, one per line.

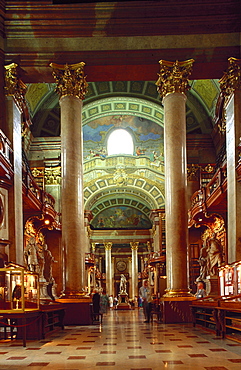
left=0, top=263, right=40, bottom=312
left=191, top=299, right=219, bottom=335
left=218, top=261, right=241, bottom=296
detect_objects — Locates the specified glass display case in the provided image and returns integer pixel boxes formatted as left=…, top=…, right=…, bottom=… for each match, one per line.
left=218, top=260, right=241, bottom=297
left=0, top=263, right=40, bottom=312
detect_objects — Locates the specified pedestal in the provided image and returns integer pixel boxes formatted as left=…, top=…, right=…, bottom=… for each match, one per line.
left=205, top=276, right=219, bottom=296
left=161, top=297, right=193, bottom=323
left=56, top=298, right=92, bottom=325
left=117, top=293, right=131, bottom=310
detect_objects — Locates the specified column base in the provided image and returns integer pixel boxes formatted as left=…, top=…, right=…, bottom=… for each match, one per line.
left=161, top=297, right=194, bottom=323
left=56, top=297, right=92, bottom=325
left=163, top=288, right=193, bottom=298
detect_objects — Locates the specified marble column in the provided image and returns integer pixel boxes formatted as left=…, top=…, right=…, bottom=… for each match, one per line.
left=156, top=59, right=194, bottom=297
left=128, top=256, right=132, bottom=298
left=130, top=242, right=139, bottom=299
left=219, top=58, right=241, bottom=263
left=91, top=243, right=96, bottom=289
left=4, top=64, right=25, bottom=266
left=50, top=62, right=88, bottom=296
left=104, top=242, right=112, bottom=295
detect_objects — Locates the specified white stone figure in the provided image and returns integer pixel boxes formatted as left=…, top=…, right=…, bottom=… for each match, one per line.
left=24, top=237, right=39, bottom=272
left=119, top=274, right=127, bottom=294
left=43, top=244, right=55, bottom=282
left=206, top=233, right=223, bottom=276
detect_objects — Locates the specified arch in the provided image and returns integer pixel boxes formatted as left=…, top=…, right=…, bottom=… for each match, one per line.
left=27, top=80, right=217, bottom=137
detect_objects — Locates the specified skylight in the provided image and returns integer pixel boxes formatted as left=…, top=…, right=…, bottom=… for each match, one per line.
left=107, top=129, right=134, bottom=155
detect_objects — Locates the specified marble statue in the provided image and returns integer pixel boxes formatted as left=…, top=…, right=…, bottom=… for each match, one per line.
left=119, top=274, right=127, bottom=294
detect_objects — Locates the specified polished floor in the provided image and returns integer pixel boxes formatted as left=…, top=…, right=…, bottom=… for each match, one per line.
left=0, top=308, right=241, bottom=369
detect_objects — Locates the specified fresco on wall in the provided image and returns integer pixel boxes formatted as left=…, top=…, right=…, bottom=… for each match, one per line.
left=83, top=115, right=164, bottom=161
left=91, top=206, right=152, bottom=229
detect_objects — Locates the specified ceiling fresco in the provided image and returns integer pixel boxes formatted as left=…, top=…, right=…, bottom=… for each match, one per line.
left=91, top=205, right=152, bottom=230
left=83, top=114, right=163, bottom=160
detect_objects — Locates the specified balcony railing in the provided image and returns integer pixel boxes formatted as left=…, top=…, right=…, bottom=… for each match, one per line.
left=0, top=129, right=13, bottom=183
left=84, top=154, right=165, bottom=175
left=22, top=163, right=58, bottom=221
left=189, top=165, right=227, bottom=224
left=0, top=129, right=13, bottom=165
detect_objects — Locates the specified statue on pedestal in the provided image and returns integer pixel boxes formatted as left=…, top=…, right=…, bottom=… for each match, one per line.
left=196, top=230, right=224, bottom=296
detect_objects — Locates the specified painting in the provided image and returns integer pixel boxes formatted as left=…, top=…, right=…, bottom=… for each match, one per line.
left=91, top=206, right=152, bottom=229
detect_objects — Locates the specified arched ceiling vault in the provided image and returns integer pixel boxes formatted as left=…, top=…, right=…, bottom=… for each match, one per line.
left=26, top=80, right=220, bottom=137
left=85, top=180, right=164, bottom=216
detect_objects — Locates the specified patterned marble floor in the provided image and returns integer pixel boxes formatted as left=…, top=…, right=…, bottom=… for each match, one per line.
left=0, top=308, right=241, bottom=370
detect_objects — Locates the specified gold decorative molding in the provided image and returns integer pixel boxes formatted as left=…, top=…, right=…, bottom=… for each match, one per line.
left=91, top=242, right=96, bottom=253
left=4, top=63, right=27, bottom=112
left=187, top=164, right=201, bottom=181
left=156, top=59, right=194, bottom=99
left=219, top=57, right=241, bottom=97
left=45, top=166, right=61, bottom=185
left=163, top=288, right=193, bottom=298
left=49, top=62, right=88, bottom=99
left=130, top=241, right=139, bottom=251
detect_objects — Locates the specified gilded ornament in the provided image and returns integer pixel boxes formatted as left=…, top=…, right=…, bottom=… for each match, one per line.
left=45, top=167, right=61, bottom=185
left=104, top=242, right=112, bottom=250
left=49, top=62, right=88, bottom=99
left=31, top=168, right=44, bottom=178
left=4, top=63, right=27, bottom=112
left=204, top=164, right=214, bottom=173
left=130, top=242, right=139, bottom=251
left=219, top=57, right=241, bottom=96
left=156, top=59, right=194, bottom=98
left=187, top=164, right=200, bottom=181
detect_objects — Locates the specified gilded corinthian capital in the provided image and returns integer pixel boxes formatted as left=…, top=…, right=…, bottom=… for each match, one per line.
left=156, top=59, right=194, bottom=99
left=49, top=62, right=88, bottom=99
left=130, top=242, right=139, bottom=251
left=4, top=63, right=27, bottom=111
left=219, top=57, right=241, bottom=96
left=104, top=242, right=112, bottom=251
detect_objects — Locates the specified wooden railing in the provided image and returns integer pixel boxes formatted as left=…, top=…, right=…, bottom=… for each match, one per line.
left=0, top=129, right=13, bottom=184
left=0, top=129, right=13, bottom=165
left=188, top=165, right=227, bottom=224
left=22, top=161, right=58, bottom=221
